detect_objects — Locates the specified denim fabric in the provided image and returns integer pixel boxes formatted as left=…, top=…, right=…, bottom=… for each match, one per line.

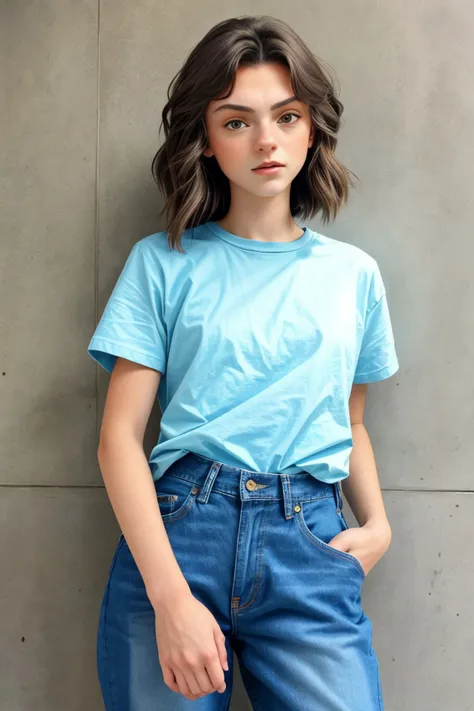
left=97, top=452, right=383, bottom=710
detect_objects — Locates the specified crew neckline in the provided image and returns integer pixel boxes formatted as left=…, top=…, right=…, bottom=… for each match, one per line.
left=204, top=221, right=315, bottom=253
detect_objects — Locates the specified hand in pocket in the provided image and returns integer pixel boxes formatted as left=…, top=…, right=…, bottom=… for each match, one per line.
left=328, top=521, right=392, bottom=577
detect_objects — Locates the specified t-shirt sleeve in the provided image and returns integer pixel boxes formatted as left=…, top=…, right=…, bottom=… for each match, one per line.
left=353, top=261, right=399, bottom=384
left=87, top=241, right=167, bottom=375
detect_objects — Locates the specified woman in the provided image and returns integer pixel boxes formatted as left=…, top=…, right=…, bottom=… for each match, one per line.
left=88, top=15, right=399, bottom=710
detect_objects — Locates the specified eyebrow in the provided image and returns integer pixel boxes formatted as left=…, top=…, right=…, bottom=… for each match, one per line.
left=213, top=95, right=300, bottom=113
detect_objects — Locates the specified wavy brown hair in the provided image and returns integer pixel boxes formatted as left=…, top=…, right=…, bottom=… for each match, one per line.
left=151, top=15, right=358, bottom=253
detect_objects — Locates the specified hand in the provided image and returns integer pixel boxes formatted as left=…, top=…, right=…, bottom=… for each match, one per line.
left=154, top=592, right=229, bottom=701
left=328, top=520, right=392, bottom=577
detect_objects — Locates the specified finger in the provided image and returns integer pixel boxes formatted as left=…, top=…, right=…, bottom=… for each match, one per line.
left=206, top=648, right=227, bottom=693
left=184, top=667, right=204, bottom=697
left=214, top=628, right=229, bottom=672
left=161, top=665, right=180, bottom=693
left=173, top=667, right=194, bottom=699
left=194, top=665, right=217, bottom=695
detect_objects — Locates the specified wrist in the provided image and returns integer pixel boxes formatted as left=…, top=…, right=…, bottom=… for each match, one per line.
left=147, top=578, right=192, bottom=612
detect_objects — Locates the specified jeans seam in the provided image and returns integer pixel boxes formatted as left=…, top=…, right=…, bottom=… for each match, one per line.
left=370, top=649, right=384, bottom=710
left=222, top=689, right=233, bottom=711
left=101, top=536, right=125, bottom=711
left=235, top=509, right=267, bottom=612
left=161, top=498, right=194, bottom=523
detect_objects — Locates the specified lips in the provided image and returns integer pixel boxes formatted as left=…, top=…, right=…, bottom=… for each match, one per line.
left=253, top=162, right=284, bottom=170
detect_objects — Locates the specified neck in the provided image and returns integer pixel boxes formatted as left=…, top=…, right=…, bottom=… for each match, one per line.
left=216, top=187, right=303, bottom=243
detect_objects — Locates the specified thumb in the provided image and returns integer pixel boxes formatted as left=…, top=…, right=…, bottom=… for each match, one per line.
left=214, top=626, right=229, bottom=672
left=327, top=531, right=348, bottom=552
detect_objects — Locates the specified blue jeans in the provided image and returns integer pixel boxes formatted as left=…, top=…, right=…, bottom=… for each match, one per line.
left=97, top=452, right=384, bottom=710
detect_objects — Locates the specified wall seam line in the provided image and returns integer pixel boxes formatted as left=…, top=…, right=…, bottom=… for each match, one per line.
left=93, top=0, right=102, bottom=449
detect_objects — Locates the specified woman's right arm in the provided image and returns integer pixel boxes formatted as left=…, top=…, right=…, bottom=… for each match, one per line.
left=97, top=356, right=190, bottom=608
left=97, top=357, right=228, bottom=700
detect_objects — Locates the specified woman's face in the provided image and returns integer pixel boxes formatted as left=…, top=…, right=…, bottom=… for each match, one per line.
left=203, top=63, right=314, bottom=198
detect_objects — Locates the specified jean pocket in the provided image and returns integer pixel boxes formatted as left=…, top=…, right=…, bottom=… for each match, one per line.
left=295, top=495, right=366, bottom=579
left=155, top=474, right=199, bottom=524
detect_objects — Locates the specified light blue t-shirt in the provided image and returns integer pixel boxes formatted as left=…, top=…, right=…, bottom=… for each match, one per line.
left=88, top=221, right=399, bottom=484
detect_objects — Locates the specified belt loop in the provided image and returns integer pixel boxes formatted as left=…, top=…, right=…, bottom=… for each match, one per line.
left=334, top=481, right=343, bottom=512
left=196, top=461, right=223, bottom=504
left=280, top=473, right=293, bottom=519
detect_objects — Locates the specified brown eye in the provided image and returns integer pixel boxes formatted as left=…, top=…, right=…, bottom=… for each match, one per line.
left=224, top=119, right=247, bottom=130
left=223, top=112, right=300, bottom=131
left=279, top=112, right=300, bottom=124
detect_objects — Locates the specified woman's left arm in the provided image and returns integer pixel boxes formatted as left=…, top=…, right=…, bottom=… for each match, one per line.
left=330, top=382, right=393, bottom=575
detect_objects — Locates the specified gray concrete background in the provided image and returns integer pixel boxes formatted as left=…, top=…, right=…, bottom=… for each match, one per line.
left=1, top=1, right=473, bottom=709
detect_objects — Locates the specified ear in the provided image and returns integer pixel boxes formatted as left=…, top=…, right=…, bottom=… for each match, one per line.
left=202, top=147, right=213, bottom=158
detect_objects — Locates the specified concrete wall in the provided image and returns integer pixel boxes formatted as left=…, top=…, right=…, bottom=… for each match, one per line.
left=1, top=2, right=472, bottom=709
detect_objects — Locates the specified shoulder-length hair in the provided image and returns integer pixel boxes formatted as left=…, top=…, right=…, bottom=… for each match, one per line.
left=151, top=15, right=357, bottom=253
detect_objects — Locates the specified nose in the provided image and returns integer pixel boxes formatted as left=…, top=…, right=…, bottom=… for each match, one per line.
left=254, top=123, right=277, bottom=151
